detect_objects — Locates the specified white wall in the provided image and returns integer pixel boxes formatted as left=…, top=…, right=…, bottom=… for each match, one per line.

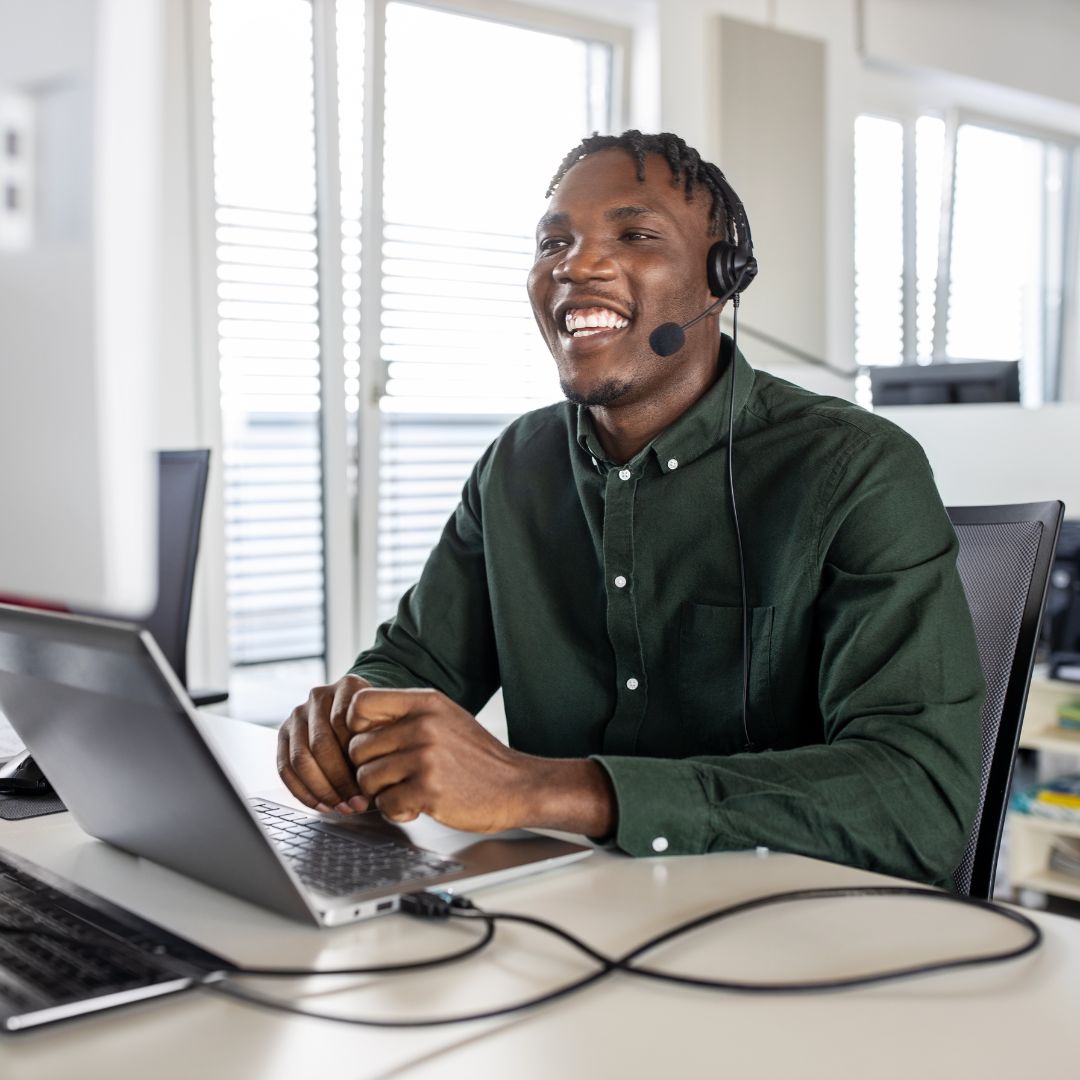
left=880, top=404, right=1080, bottom=516
left=861, top=0, right=1080, bottom=111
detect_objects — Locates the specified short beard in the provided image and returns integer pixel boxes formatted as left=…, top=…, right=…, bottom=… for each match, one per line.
left=560, top=376, right=632, bottom=408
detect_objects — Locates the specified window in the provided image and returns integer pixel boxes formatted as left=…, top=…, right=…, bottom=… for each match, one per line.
left=853, top=110, right=1077, bottom=405
left=209, top=0, right=326, bottom=669
left=943, top=122, right=1070, bottom=403
left=206, top=0, right=626, bottom=692
left=374, top=2, right=615, bottom=620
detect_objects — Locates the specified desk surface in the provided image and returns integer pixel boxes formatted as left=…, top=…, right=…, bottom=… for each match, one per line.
left=1, top=716, right=1079, bottom=1080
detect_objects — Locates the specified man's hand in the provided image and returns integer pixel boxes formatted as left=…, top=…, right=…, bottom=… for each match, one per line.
left=346, top=688, right=616, bottom=837
left=277, top=674, right=374, bottom=814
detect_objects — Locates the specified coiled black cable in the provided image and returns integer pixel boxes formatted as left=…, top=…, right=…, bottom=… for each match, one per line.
left=206, top=884, right=1042, bottom=1028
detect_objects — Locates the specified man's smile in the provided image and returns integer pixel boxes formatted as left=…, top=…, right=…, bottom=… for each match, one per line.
left=564, top=306, right=631, bottom=337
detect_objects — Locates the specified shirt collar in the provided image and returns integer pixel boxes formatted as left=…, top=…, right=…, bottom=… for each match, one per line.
left=575, top=334, right=756, bottom=474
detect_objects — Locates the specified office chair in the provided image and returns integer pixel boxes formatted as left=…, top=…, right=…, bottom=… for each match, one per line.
left=948, top=501, right=1063, bottom=899
left=146, top=449, right=228, bottom=708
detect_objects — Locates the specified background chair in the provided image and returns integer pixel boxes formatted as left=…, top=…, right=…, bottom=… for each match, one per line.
left=949, top=501, right=1063, bottom=899
left=1, top=449, right=226, bottom=808
left=145, top=449, right=228, bottom=708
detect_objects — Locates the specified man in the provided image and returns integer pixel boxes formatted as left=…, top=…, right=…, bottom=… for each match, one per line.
left=278, top=131, right=984, bottom=888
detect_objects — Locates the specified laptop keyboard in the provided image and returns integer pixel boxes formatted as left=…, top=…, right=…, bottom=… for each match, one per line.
left=0, top=854, right=221, bottom=1027
left=250, top=800, right=464, bottom=897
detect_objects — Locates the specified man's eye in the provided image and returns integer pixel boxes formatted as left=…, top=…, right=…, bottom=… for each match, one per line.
left=623, top=231, right=654, bottom=242
left=537, top=237, right=568, bottom=254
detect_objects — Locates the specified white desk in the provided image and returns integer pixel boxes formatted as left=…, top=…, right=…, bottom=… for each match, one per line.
left=1, top=716, right=1079, bottom=1080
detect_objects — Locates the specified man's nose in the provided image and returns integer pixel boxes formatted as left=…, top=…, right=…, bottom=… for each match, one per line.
left=553, top=241, right=617, bottom=283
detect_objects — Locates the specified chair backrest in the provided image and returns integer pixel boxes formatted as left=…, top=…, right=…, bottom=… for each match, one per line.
left=142, top=450, right=211, bottom=691
left=948, top=501, right=1063, bottom=898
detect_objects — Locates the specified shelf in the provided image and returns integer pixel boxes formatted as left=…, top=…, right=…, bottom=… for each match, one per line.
left=1008, top=811, right=1080, bottom=840
left=1018, top=726, right=1080, bottom=754
left=1011, top=869, right=1080, bottom=903
left=1007, top=676, right=1080, bottom=903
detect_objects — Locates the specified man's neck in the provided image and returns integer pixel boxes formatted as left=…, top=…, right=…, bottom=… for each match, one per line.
left=588, top=347, right=723, bottom=463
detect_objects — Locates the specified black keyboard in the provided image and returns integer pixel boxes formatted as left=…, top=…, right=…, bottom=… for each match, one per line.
left=0, top=851, right=227, bottom=1032
left=250, top=800, right=464, bottom=896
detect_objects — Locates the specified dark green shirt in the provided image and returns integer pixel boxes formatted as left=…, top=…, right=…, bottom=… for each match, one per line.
left=351, top=339, right=984, bottom=888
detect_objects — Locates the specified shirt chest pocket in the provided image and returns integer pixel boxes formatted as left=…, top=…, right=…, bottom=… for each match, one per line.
left=678, top=602, right=776, bottom=754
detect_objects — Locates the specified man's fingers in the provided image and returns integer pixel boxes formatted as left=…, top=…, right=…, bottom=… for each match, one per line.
left=347, top=724, right=408, bottom=768
left=306, top=700, right=365, bottom=806
left=328, top=675, right=371, bottom=746
left=354, top=747, right=419, bottom=800
left=346, top=688, right=439, bottom=733
left=276, top=727, right=324, bottom=810
left=281, top=719, right=353, bottom=812
left=373, top=782, right=424, bottom=824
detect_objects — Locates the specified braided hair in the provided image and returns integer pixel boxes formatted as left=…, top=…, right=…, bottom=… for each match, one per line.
left=546, top=130, right=734, bottom=239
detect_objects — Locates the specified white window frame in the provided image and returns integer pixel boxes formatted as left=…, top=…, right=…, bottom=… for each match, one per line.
left=932, top=109, right=1079, bottom=397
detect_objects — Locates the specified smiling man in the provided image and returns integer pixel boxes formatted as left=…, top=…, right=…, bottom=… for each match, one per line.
left=278, top=131, right=985, bottom=888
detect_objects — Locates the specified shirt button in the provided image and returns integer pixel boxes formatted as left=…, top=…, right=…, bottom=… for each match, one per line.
left=626, top=677, right=639, bottom=690
left=651, top=836, right=669, bottom=853
left=618, top=468, right=631, bottom=481
left=614, top=575, right=627, bottom=588
left=667, top=458, right=679, bottom=470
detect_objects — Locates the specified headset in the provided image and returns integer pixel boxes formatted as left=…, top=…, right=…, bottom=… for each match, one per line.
left=707, top=172, right=758, bottom=303
left=650, top=170, right=757, bottom=750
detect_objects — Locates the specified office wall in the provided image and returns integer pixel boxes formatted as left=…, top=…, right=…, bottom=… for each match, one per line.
left=717, top=18, right=829, bottom=388
left=880, top=404, right=1080, bottom=517
left=861, top=0, right=1080, bottom=110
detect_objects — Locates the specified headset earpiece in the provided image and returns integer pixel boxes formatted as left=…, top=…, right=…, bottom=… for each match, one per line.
left=707, top=240, right=759, bottom=301
left=707, top=171, right=758, bottom=301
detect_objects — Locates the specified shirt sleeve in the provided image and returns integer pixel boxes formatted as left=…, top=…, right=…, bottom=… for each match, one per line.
left=348, top=451, right=501, bottom=717
left=594, top=428, right=985, bottom=889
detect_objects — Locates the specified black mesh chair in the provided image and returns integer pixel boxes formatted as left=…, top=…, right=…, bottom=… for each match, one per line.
left=143, top=450, right=228, bottom=708
left=949, top=501, right=1063, bottom=898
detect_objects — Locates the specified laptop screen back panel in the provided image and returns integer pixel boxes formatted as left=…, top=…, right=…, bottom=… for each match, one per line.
left=0, top=606, right=317, bottom=923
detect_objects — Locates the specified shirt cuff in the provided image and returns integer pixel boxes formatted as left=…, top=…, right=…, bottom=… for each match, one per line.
left=591, top=755, right=711, bottom=856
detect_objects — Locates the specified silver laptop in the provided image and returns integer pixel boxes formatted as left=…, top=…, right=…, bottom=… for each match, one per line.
left=0, top=605, right=592, bottom=926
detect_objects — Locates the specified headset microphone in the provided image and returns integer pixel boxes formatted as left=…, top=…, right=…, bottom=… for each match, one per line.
left=648, top=297, right=727, bottom=358
left=648, top=234, right=758, bottom=358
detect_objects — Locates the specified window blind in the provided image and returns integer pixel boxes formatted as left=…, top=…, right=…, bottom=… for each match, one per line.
left=210, top=0, right=326, bottom=664
left=373, top=1, right=612, bottom=621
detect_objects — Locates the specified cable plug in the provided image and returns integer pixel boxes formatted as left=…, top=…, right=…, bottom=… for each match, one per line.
left=400, top=892, right=455, bottom=920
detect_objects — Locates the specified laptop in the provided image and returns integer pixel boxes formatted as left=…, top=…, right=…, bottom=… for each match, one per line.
left=0, top=848, right=229, bottom=1032
left=0, top=605, right=592, bottom=926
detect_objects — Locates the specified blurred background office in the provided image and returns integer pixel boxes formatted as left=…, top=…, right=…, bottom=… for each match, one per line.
left=3, top=0, right=1080, bottom=899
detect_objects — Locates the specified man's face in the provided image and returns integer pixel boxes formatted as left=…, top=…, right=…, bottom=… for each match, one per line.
left=527, top=148, right=717, bottom=409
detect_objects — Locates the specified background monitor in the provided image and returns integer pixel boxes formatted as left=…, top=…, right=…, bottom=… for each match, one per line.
left=869, top=360, right=1022, bottom=407
left=0, top=0, right=165, bottom=614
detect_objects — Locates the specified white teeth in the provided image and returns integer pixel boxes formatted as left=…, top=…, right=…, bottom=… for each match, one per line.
left=564, top=307, right=630, bottom=334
